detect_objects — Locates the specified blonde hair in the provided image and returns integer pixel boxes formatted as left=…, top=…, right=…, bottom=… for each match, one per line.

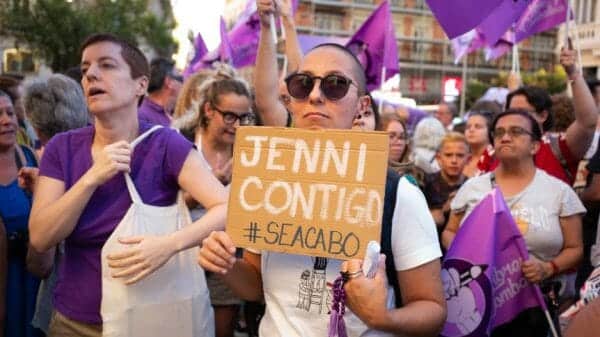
left=172, top=63, right=252, bottom=140
left=437, top=132, right=470, bottom=153
left=172, top=69, right=213, bottom=120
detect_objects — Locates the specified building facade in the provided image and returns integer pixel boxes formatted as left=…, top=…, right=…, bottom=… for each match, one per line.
left=293, top=0, right=558, bottom=103
left=561, top=0, right=600, bottom=79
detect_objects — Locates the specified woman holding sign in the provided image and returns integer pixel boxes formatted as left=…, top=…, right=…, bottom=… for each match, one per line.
left=442, top=109, right=585, bottom=336
left=199, top=1, right=446, bottom=337
left=28, top=34, right=228, bottom=337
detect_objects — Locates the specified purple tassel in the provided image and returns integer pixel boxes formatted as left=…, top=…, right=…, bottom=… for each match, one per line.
left=328, top=276, right=348, bottom=337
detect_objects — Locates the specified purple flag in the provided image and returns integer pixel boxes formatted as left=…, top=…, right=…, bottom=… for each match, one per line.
left=346, top=0, right=399, bottom=91
left=183, top=33, right=208, bottom=78
left=425, top=0, right=505, bottom=39
left=484, top=31, right=515, bottom=61
left=219, top=17, right=233, bottom=63
left=451, top=29, right=486, bottom=64
left=190, top=0, right=260, bottom=71
left=514, top=0, right=570, bottom=43
left=298, top=34, right=348, bottom=54
left=441, top=189, right=546, bottom=337
left=477, top=0, right=530, bottom=48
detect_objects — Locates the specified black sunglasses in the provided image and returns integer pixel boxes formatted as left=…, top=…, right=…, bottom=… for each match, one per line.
left=284, top=73, right=357, bottom=101
left=212, top=106, right=257, bottom=126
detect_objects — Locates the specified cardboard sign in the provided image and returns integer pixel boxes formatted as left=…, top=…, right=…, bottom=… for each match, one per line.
left=226, top=127, right=389, bottom=260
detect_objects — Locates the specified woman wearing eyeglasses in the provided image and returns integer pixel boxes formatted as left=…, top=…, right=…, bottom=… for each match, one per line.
left=173, top=64, right=256, bottom=337
left=442, top=109, right=584, bottom=337
left=380, top=113, right=413, bottom=176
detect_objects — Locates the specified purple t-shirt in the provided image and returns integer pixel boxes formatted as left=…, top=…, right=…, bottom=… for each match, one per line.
left=138, top=97, right=171, bottom=127
left=39, top=122, right=193, bottom=324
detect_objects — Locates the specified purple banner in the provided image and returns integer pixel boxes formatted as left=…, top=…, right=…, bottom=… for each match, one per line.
left=451, top=29, right=486, bottom=63
left=190, top=0, right=260, bottom=71
left=484, top=31, right=515, bottom=61
left=183, top=33, right=208, bottom=78
left=219, top=16, right=233, bottom=63
left=514, top=0, right=569, bottom=43
left=477, top=0, right=530, bottom=48
left=297, top=34, right=348, bottom=54
left=346, top=0, right=399, bottom=91
left=425, top=0, right=505, bottom=39
left=441, top=189, right=545, bottom=337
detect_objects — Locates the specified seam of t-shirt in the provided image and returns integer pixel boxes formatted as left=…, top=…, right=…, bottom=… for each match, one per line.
left=394, top=243, right=441, bottom=271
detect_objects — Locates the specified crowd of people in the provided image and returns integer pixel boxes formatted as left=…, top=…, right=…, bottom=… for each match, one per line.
left=2, top=0, right=600, bottom=336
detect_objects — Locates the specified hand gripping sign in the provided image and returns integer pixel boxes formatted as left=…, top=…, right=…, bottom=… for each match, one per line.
left=227, top=127, right=389, bottom=260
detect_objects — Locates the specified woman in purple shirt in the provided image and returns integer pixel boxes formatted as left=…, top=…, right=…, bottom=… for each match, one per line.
left=28, top=34, right=228, bottom=336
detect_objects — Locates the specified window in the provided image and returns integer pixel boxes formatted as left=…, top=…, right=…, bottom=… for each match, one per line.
left=315, top=11, right=344, bottom=31
left=3, top=49, right=35, bottom=73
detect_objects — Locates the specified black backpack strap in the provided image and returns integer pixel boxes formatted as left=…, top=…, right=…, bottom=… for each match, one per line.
left=381, top=168, right=402, bottom=307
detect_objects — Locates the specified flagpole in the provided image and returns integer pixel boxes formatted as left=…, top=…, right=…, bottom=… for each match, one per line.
left=541, top=306, right=560, bottom=337
left=570, top=0, right=583, bottom=73
left=269, top=14, right=278, bottom=45
left=459, top=55, right=467, bottom=116
left=565, top=0, right=571, bottom=47
left=378, top=66, right=386, bottom=112
left=509, top=219, right=560, bottom=337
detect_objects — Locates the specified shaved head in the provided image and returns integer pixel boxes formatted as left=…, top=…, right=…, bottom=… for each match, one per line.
left=308, top=43, right=367, bottom=95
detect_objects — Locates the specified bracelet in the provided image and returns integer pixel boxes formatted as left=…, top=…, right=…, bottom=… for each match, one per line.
left=549, top=260, right=559, bottom=276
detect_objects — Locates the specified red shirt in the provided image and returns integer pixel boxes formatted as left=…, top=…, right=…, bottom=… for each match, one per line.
left=477, top=134, right=578, bottom=185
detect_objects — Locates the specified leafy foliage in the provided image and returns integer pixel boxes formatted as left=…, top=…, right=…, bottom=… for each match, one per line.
left=0, top=0, right=177, bottom=72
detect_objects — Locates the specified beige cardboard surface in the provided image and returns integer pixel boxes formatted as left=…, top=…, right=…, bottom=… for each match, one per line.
left=226, top=127, right=389, bottom=260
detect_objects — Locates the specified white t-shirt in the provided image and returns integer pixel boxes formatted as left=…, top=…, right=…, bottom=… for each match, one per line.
left=257, top=177, right=442, bottom=337
left=451, top=169, right=586, bottom=261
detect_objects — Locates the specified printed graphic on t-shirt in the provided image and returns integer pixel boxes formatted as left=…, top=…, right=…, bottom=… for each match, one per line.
left=510, top=204, right=550, bottom=235
left=296, top=257, right=332, bottom=314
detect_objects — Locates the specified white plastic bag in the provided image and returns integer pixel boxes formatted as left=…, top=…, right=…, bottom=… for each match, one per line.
left=100, top=126, right=214, bottom=337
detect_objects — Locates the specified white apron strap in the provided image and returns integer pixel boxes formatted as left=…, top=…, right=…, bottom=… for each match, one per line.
left=124, top=125, right=163, bottom=204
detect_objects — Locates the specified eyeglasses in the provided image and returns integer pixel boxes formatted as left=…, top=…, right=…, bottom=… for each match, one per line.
left=212, top=106, right=257, bottom=126
left=491, top=126, right=534, bottom=139
left=285, top=73, right=357, bottom=101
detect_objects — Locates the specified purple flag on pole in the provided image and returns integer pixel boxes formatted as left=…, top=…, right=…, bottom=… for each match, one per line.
left=346, top=0, right=399, bottom=91
left=451, top=29, right=486, bottom=64
left=477, top=0, right=530, bottom=48
left=441, top=189, right=546, bottom=337
left=190, top=0, right=260, bottom=71
left=514, top=0, right=570, bottom=43
left=183, top=33, right=208, bottom=78
left=227, top=12, right=261, bottom=67
left=425, top=0, right=505, bottom=39
left=484, top=31, right=515, bottom=61
left=219, top=17, right=233, bottom=63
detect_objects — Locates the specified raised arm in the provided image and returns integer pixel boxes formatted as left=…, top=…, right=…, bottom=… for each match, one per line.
left=254, top=0, right=290, bottom=126
left=280, top=0, right=302, bottom=74
left=562, top=47, right=598, bottom=160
